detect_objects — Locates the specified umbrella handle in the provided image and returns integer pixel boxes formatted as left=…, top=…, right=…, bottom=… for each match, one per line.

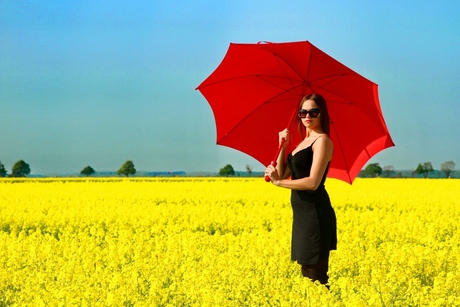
left=264, top=138, right=286, bottom=182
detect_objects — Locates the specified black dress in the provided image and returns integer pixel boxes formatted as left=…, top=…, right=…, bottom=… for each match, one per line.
left=286, top=141, right=337, bottom=265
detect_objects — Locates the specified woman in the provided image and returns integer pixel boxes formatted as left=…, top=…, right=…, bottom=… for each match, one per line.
left=265, top=93, right=337, bottom=286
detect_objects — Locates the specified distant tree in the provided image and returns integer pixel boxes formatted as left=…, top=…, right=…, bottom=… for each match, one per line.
left=415, top=162, right=433, bottom=178
left=441, top=161, right=455, bottom=178
left=81, top=166, right=95, bottom=177
left=245, top=164, right=253, bottom=177
left=423, top=162, right=434, bottom=177
left=117, top=160, right=136, bottom=177
left=382, top=165, right=395, bottom=178
left=382, top=165, right=395, bottom=177
left=363, top=163, right=382, bottom=177
left=12, top=160, right=31, bottom=177
left=415, top=164, right=424, bottom=177
left=0, top=161, right=7, bottom=177
left=219, top=164, right=235, bottom=177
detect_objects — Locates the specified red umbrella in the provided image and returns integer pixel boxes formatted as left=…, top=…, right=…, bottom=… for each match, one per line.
left=196, top=41, right=394, bottom=184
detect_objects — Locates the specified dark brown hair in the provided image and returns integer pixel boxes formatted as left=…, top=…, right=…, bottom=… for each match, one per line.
left=297, top=93, right=331, bottom=136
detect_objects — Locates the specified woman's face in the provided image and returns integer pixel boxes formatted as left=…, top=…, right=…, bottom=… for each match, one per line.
left=299, top=99, right=321, bottom=130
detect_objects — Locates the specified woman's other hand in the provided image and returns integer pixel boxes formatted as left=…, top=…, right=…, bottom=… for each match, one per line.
left=279, top=129, right=290, bottom=146
left=265, top=164, right=280, bottom=184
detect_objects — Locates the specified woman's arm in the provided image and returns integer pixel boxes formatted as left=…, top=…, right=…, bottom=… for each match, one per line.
left=274, top=129, right=291, bottom=179
left=272, top=135, right=333, bottom=190
left=275, top=144, right=291, bottom=179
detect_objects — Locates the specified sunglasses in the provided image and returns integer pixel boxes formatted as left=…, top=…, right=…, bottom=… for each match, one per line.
left=298, top=108, right=321, bottom=119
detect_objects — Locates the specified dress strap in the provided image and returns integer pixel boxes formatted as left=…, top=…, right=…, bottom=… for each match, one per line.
left=310, top=136, right=322, bottom=147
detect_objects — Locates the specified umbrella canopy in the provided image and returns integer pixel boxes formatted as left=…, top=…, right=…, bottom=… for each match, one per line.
left=196, top=41, right=394, bottom=184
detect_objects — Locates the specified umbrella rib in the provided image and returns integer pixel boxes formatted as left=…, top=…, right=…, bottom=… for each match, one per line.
left=256, top=75, right=303, bottom=96
left=254, top=45, right=306, bottom=89
left=309, top=74, right=346, bottom=94
left=271, top=53, right=304, bottom=96
left=266, top=48, right=359, bottom=104
left=312, top=74, right=391, bottom=135
left=301, top=46, right=313, bottom=95
left=257, top=46, right=319, bottom=97
left=299, top=44, right=353, bottom=102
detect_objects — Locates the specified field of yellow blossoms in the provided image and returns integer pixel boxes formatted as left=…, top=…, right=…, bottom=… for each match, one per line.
left=1, top=177, right=459, bottom=306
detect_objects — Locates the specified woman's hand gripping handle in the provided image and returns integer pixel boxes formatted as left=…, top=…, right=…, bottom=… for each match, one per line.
left=264, top=129, right=289, bottom=182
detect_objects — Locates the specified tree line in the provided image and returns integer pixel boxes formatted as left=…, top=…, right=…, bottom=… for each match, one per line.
left=221, top=161, right=457, bottom=179
left=1, top=160, right=456, bottom=179
left=0, top=160, right=137, bottom=177
left=361, top=161, right=456, bottom=178
left=222, top=161, right=457, bottom=179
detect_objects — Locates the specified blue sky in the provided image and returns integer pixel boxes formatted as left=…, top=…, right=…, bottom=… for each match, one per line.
left=1, top=0, right=459, bottom=175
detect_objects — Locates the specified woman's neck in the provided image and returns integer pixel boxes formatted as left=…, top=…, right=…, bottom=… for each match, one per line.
left=306, top=128, right=324, bottom=138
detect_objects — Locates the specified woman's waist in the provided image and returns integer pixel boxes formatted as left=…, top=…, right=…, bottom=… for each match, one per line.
left=291, top=184, right=326, bottom=194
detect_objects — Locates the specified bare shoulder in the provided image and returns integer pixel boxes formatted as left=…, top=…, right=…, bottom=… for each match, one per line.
left=316, top=134, right=333, bottom=147
left=313, top=134, right=334, bottom=157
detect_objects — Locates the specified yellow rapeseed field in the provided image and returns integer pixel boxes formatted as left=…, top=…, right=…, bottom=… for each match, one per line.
left=1, top=177, right=459, bottom=306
